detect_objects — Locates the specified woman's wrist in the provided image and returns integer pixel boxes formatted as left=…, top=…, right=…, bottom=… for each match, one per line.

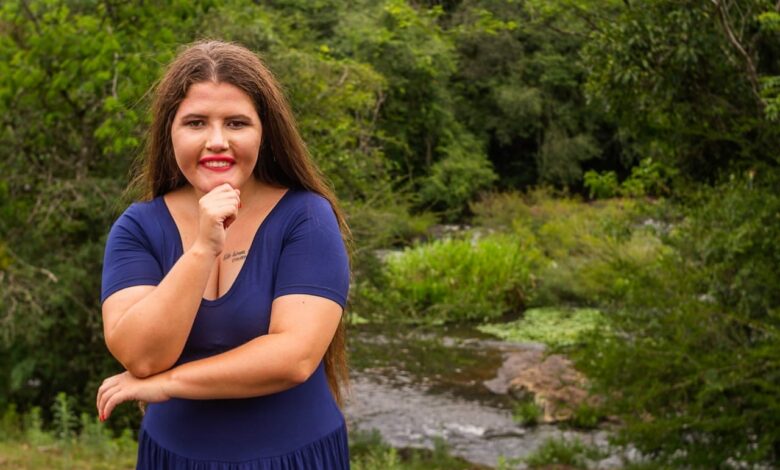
left=189, top=240, right=220, bottom=260
left=158, top=369, right=177, bottom=401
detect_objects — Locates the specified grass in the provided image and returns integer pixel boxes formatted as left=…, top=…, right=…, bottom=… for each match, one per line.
left=350, top=429, right=483, bottom=470
left=524, top=437, right=604, bottom=468
left=371, top=231, right=546, bottom=323
left=511, top=398, right=543, bottom=426
left=0, top=422, right=481, bottom=470
left=0, top=438, right=136, bottom=469
left=355, top=189, right=668, bottom=324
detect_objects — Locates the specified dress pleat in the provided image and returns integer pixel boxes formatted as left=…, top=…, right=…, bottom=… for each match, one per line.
left=136, top=424, right=350, bottom=470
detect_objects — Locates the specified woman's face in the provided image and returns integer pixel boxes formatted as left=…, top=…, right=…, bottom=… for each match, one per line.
left=171, top=81, right=262, bottom=196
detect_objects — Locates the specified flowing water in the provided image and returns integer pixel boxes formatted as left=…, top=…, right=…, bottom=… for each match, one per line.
left=342, top=324, right=616, bottom=468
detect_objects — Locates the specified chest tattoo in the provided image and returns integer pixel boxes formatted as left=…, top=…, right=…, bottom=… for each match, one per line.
left=223, top=249, right=248, bottom=263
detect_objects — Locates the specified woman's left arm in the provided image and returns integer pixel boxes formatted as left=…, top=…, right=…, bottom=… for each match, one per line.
left=96, top=293, right=342, bottom=420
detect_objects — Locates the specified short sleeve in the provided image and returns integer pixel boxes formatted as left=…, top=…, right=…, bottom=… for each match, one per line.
left=273, top=195, right=350, bottom=308
left=101, top=204, right=164, bottom=303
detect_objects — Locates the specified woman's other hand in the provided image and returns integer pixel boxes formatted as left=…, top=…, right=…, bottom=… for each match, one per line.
left=96, top=371, right=171, bottom=421
left=193, top=183, right=241, bottom=256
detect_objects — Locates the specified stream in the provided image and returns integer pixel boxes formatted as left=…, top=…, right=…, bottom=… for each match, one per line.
left=342, top=324, right=617, bottom=468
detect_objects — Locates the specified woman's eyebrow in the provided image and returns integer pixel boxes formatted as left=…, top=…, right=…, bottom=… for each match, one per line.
left=178, top=113, right=255, bottom=121
left=225, top=114, right=255, bottom=121
left=178, top=113, right=207, bottom=120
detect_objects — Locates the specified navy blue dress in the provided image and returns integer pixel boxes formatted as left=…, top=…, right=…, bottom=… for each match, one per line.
left=101, top=189, right=351, bottom=469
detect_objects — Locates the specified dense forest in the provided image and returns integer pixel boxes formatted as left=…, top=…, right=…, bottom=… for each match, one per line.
left=1, top=0, right=779, bottom=467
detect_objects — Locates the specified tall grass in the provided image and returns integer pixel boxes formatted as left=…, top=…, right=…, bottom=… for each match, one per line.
left=0, top=395, right=137, bottom=469
left=355, top=189, right=665, bottom=323
left=373, top=230, right=545, bottom=322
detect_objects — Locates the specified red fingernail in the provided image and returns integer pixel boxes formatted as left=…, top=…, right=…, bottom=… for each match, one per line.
left=239, top=202, right=242, bottom=209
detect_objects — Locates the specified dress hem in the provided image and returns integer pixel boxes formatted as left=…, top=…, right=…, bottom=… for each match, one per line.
left=136, top=422, right=350, bottom=469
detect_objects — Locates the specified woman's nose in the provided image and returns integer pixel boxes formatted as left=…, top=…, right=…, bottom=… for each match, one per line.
left=206, top=126, right=228, bottom=151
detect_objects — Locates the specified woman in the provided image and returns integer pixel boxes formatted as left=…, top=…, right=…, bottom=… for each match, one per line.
left=96, top=40, right=351, bottom=469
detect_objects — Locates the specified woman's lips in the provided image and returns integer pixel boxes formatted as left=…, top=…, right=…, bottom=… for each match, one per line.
left=199, top=155, right=235, bottom=172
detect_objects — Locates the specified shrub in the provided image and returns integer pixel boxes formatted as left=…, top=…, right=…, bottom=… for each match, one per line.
left=572, top=174, right=780, bottom=466
left=375, top=231, right=546, bottom=322
left=584, top=170, right=619, bottom=199
left=524, top=437, right=602, bottom=468
left=512, top=398, right=543, bottom=426
left=418, top=127, right=497, bottom=220
left=470, top=191, right=531, bottom=231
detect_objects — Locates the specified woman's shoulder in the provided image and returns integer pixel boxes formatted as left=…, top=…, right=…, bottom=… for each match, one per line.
left=110, top=197, right=166, bottom=238
left=275, top=189, right=339, bottom=228
left=282, top=189, right=335, bottom=215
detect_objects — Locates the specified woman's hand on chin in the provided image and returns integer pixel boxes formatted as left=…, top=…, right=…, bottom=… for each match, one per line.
left=96, top=370, right=171, bottom=421
left=193, top=183, right=241, bottom=256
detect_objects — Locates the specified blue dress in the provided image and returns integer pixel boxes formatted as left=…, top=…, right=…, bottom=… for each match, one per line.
left=101, top=189, right=351, bottom=469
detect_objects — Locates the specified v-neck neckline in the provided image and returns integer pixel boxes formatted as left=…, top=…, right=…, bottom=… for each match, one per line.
left=158, top=188, right=292, bottom=306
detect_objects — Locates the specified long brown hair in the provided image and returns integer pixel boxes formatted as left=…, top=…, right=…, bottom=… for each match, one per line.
left=131, top=40, right=351, bottom=405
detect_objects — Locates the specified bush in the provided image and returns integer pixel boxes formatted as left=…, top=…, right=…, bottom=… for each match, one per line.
left=367, top=231, right=546, bottom=322
left=524, top=437, right=602, bottom=468
left=534, top=229, right=670, bottom=306
left=512, top=398, right=543, bottom=426
left=584, top=159, right=677, bottom=200
left=470, top=191, right=532, bottom=231
left=572, top=174, right=780, bottom=466
left=584, top=170, right=619, bottom=199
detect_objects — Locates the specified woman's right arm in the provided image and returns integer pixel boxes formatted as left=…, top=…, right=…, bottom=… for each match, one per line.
left=102, top=184, right=239, bottom=378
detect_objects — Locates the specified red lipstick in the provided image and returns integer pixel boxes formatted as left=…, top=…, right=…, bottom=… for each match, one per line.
left=199, top=154, right=235, bottom=172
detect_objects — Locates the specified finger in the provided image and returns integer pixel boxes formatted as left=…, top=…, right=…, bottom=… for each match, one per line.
left=96, top=376, right=120, bottom=412
left=98, top=380, right=124, bottom=420
left=97, top=384, right=113, bottom=419
left=102, top=389, right=129, bottom=421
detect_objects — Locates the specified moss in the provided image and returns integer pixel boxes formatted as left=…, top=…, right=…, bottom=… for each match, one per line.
left=478, top=307, right=605, bottom=348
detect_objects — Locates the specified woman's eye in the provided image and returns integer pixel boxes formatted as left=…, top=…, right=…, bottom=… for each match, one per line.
left=185, top=120, right=205, bottom=128
left=227, top=121, right=248, bottom=129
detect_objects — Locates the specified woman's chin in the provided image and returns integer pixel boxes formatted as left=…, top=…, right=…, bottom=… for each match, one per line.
left=193, top=177, right=237, bottom=194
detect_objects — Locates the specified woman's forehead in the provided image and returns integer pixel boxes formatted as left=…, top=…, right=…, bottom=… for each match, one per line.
left=177, top=82, right=258, bottom=116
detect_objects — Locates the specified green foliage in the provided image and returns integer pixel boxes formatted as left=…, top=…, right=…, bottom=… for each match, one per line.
left=469, top=190, right=530, bottom=229
left=584, top=170, right=619, bottom=199
left=537, top=128, right=599, bottom=187
left=569, top=402, right=605, bottom=430
left=381, top=190, right=661, bottom=324
left=451, top=1, right=614, bottom=189
left=0, top=403, right=21, bottom=440
left=349, top=429, right=472, bottom=470
left=518, top=196, right=665, bottom=306
left=478, top=308, right=605, bottom=348
left=51, top=392, right=78, bottom=442
left=419, top=128, right=497, bottom=219
left=620, top=158, right=677, bottom=198
left=0, top=394, right=138, bottom=468
left=586, top=158, right=677, bottom=199
left=511, top=398, right=542, bottom=426
left=365, top=231, right=545, bottom=322
left=23, top=406, right=53, bottom=447
left=473, top=191, right=663, bottom=308
left=580, top=0, right=780, bottom=178
left=524, top=437, right=602, bottom=468
left=572, top=174, right=780, bottom=466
